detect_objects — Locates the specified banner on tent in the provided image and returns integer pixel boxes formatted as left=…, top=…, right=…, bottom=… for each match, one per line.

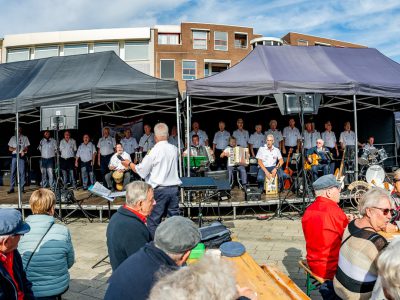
left=102, top=117, right=143, bottom=142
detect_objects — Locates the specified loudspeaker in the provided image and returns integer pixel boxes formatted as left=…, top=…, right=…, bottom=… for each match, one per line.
left=274, top=93, right=321, bottom=115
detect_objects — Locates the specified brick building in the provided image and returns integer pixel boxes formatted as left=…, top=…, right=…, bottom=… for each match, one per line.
left=282, top=32, right=365, bottom=48
left=154, top=23, right=262, bottom=93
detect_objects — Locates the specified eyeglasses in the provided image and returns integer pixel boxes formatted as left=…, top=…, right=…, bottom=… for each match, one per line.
left=371, top=207, right=394, bottom=216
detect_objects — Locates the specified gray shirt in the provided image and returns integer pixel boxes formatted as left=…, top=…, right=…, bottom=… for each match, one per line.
left=38, top=138, right=57, bottom=159
left=213, top=130, right=230, bottom=150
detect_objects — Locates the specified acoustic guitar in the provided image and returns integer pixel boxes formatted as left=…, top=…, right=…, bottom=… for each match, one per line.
left=283, top=148, right=293, bottom=190
left=335, top=148, right=346, bottom=180
left=304, top=153, right=319, bottom=171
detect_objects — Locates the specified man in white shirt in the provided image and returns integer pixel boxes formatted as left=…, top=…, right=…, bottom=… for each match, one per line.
left=339, top=121, right=364, bottom=161
left=38, top=130, right=57, bottom=189
left=59, top=130, right=77, bottom=189
left=122, top=123, right=181, bottom=237
left=232, top=118, right=249, bottom=148
left=303, top=121, right=321, bottom=152
left=121, top=128, right=138, bottom=161
left=168, top=125, right=184, bottom=150
left=282, top=118, right=301, bottom=155
left=139, top=124, right=155, bottom=155
left=190, top=121, right=208, bottom=147
left=105, top=144, right=132, bottom=191
left=265, top=120, right=283, bottom=151
left=75, top=134, right=97, bottom=190
left=256, top=134, right=286, bottom=191
left=249, top=124, right=265, bottom=157
left=7, top=127, right=30, bottom=194
left=220, top=136, right=247, bottom=189
left=321, top=121, right=339, bottom=174
left=212, top=121, right=230, bottom=170
left=97, top=127, right=116, bottom=183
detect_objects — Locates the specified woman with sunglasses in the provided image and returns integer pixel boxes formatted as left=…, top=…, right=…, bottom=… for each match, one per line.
left=333, top=188, right=392, bottom=300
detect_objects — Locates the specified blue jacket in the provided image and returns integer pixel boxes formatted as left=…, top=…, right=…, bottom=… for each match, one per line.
left=105, top=242, right=178, bottom=300
left=0, top=250, right=35, bottom=300
left=18, top=214, right=75, bottom=298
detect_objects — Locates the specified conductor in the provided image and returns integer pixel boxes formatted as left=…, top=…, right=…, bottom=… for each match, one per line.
left=122, top=123, right=181, bottom=237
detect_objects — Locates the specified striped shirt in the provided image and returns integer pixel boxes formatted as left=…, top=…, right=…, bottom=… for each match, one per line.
left=333, top=220, right=388, bottom=300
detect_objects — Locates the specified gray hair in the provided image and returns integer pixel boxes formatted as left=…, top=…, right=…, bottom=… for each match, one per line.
left=125, top=181, right=153, bottom=206
left=317, top=138, right=324, bottom=145
left=358, top=188, right=391, bottom=216
left=269, top=119, right=277, bottom=126
left=377, top=238, right=400, bottom=300
left=154, top=123, right=169, bottom=138
left=266, top=134, right=274, bottom=141
left=148, top=255, right=238, bottom=300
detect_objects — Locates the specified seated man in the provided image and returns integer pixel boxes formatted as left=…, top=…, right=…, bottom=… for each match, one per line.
left=105, top=144, right=131, bottom=191
left=306, top=139, right=333, bottom=182
left=220, top=136, right=247, bottom=189
left=256, top=134, right=286, bottom=191
left=105, top=216, right=200, bottom=300
left=183, top=134, right=213, bottom=175
left=302, top=175, right=348, bottom=281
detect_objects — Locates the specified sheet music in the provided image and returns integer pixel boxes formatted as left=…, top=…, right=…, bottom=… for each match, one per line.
left=88, top=182, right=120, bottom=201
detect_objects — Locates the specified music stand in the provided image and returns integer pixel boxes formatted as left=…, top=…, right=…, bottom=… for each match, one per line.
left=180, top=177, right=218, bottom=227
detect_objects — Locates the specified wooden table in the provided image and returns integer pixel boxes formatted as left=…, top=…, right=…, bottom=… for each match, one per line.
left=378, top=230, right=400, bottom=241
left=224, top=252, right=310, bottom=300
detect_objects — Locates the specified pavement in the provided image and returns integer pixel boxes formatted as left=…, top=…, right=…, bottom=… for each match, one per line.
left=62, top=216, right=322, bottom=300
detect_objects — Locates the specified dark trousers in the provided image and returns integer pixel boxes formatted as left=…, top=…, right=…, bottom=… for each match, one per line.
left=81, top=161, right=95, bottom=189
left=60, top=157, right=76, bottom=187
left=100, top=154, right=113, bottom=183
left=147, top=186, right=180, bottom=237
left=311, top=163, right=330, bottom=181
left=214, top=149, right=227, bottom=170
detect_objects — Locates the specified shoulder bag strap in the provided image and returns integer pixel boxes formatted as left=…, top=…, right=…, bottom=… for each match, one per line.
left=24, top=223, right=54, bottom=271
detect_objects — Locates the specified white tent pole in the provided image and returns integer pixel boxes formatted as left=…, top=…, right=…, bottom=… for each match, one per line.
left=186, top=95, right=191, bottom=177
left=353, top=94, right=359, bottom=179
left=175, top=97, right=183, bottom=177
left=16, top=111, right=23, bottom=211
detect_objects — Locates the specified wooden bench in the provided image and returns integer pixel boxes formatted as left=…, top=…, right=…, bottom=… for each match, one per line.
left=298, top=259, right=326, bottom=296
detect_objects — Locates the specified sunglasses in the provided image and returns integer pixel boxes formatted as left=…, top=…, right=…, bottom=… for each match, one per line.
left=371, top=207, right=395, bottom=216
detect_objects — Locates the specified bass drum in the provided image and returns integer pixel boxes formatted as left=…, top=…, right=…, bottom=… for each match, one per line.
left=365, top=164, right=385, bottom=185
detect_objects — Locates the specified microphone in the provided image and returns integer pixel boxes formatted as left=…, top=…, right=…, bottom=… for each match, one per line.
left=117, top=155, right=124, bottom=161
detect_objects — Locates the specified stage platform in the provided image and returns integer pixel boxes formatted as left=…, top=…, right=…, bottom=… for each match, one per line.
left=0, top=185, right=319, bottom=221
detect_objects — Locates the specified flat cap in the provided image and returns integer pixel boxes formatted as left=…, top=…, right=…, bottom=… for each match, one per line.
left=312, top=174, right=341, bottom=191
left=155, top=216, right=200, bottom=254
left=220, top=241, right=246, bottom=257
left=0, top=209, right=30, bottom=236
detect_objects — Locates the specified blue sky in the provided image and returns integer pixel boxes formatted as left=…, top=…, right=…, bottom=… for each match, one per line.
left=1, top=0, right=399, bottom=62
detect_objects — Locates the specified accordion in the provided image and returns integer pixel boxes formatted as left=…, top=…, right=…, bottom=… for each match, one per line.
left=227, top=147, right=250, bottom=166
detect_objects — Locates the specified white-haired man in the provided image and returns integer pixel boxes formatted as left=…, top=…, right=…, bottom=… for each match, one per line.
left=122, top=123, right=182, bottom=237
left=265, top=119, right=283, bottom=151
left=306, top=139, right=333, bottom=181
left=106, top=181, right=155, bottom=270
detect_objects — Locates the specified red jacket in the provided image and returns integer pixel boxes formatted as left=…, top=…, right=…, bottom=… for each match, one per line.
left=302, top=196, right=348, bottom=279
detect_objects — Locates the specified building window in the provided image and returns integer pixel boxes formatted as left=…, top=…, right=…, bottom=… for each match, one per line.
left=94, top=42, right=120, bottom=55
left=35, top=46, right=59, bottom=59
left=182, top=60, right=196, bottom=80
left=204, top=62, right=229, bottom=77
left=214, top=31, right=228, bottom=51
left=7, top=48, right=30, bottom=62
left=158, top=34, right=180, bottom=45
left=297, top=39, right=309, bottom=46
left=192, top=31, right=207, bottom=49
left=234, top=33, right=247, bottom=48
left=64, top=44, right=88, bottom=56
left=160, top=60, right=175, bottom=79
left=315, top=42, right=331, bottom=47
left=125, top=42, right=149, bottom=60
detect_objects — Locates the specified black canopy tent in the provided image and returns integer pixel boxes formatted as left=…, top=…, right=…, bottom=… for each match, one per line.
left=186, top=46, right=400, bottom=177
left=0, top=51, right=182, bottom=207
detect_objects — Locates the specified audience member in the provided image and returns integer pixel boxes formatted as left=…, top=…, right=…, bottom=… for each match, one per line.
left=107, top=181, right=155, bottom=270
left=0, top=208, right=34, bottom=300
left=302, top=175, right=348, bottom=281
left=372, top=238, right=400, bottom=300
left=104, top=216, right=200, bottom=300
left=148, top=255, right=258, bottom=300
left=334, top=188, right=391, bottom=299
left=18, top=189, right=75, bottom=299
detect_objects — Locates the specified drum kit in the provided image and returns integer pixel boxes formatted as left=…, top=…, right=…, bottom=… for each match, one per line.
left=358, top=147, right=388, bottom=186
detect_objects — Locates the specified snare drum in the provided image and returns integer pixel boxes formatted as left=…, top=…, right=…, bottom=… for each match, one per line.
left=359, top=151, right=369, bottom=165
